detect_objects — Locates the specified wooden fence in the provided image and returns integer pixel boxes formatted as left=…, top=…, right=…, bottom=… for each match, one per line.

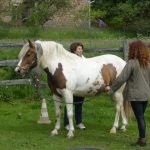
left=0, top=41, right=149, bottom=93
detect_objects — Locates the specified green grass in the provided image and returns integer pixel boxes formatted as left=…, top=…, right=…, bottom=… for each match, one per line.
left=0, top=95, right=150, bottom=150
left=0, top=26, right=136, bottom=40
left=0, top=48, right=20, bottom=60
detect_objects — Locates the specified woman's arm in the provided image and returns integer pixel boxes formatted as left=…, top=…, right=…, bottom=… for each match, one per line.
left=107, top=60, right=134, bottom=94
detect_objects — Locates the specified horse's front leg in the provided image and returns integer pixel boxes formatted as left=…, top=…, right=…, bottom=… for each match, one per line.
left=63, top=90, right=74, bottom=138
left=66, top=102, right=74, bottom=138
left=51, top=94, right=62, bottom=136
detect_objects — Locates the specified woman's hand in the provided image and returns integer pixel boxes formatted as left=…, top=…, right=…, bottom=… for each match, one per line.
left=105, top=85, right=111, bottom=92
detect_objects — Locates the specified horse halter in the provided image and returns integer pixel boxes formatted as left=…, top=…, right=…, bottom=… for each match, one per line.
left=17, top=56, right=37, bottom=71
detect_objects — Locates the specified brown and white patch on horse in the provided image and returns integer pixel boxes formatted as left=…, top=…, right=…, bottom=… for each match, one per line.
left=101, top=63, right=117, bottom=86
left=44, top=63, right=67, bottom=97
left=95, top=64, right=117, bottom=95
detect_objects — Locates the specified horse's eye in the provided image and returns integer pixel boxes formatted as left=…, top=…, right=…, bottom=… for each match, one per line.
left=27, top=53, right=31, bottom=57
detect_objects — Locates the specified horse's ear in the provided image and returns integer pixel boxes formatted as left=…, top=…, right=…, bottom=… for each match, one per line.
left=28, top=39, right=34, bottom=48
left=35, top=42, right=43, bottom=56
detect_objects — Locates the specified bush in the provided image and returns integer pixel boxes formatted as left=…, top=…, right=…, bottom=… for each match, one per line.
left=92, top=1, right=150, bottom=33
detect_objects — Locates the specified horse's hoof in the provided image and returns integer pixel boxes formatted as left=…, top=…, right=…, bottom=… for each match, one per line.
left=120, top=126, right=126, bottom=132
left=67, top=131, right=74, bottom=139
left=110, top=127, right=117, bottom=134
left=67, top=135, right=74, bottom=139
left=51, top=129, right=58, bottom=136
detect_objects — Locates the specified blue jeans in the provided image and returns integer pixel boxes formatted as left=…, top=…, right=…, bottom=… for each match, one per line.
left=130, top=101, right=148, bottom=138
left=64, top=96, right=84, bottom=126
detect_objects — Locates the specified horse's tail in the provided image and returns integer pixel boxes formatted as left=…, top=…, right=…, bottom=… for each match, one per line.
left=123, top=100, right=133, bottom=121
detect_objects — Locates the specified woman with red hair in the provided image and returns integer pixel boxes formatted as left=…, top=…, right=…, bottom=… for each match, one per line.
left=105, top=40, right=150, bottom=147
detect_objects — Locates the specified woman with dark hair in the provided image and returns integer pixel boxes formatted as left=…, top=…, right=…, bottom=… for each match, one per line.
left=64, top=42, right=86, bottom=130
left=105, top=40, right=150, bottom=147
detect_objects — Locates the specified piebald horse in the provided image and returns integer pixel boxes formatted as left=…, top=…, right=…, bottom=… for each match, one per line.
left=15, top=40, right=130, bottom=138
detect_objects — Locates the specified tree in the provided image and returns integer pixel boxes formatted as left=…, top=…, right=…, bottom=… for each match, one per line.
left=91, top=0, right=150, bottom=32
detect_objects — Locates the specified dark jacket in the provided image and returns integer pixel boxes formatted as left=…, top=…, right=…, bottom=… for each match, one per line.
left=110, top=59, right=150, bottom=101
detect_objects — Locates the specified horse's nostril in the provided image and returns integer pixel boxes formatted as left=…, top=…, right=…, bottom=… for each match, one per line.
left=15, top=67, right=20, bottom=73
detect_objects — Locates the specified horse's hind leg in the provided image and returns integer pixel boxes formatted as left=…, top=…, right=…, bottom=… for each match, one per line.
left=120, top=98, right=128, bottom=132
left=110, top=92, right=120, bottom=133
left=110, top=92, right=128, bottom=133
left=116, top=92, right=128, bottom=131
left=51, top=94, right=62, bottom=136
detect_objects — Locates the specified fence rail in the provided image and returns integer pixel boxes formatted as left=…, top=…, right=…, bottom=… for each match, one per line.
left=0, top=79, right=32, bottom=85
left=85, top=47, right=122, bottom=53
left=0, top=43, right=23, bottom=48
left=0, top=59, right=18, bottom=67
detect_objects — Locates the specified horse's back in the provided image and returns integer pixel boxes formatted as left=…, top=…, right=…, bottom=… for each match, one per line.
left=88, top=54, right=125, bottom=64
left=88, top=54, right=126, bottom=74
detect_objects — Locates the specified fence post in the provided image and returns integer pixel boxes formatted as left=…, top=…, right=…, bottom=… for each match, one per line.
left=123, top=40, right=129, bottom=61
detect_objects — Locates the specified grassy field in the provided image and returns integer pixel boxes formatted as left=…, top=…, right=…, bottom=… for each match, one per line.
left=1, top=26, right=149, bottom=49
left=0, top=26, right=135, bottom=40
left=0, top=95, right=150, bottom=150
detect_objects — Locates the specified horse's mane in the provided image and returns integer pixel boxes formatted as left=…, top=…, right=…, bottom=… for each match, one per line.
left=19, top=41, right=82, bottom=65
left=39, top=41, right=81, bottom=63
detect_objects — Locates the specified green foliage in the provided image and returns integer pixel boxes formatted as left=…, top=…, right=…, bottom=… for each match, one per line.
left=116, top=3, right=138, bottom=22
left=92, top=0, right=150, bottom=32
left=125, top=18, right=150, bottom=33
left=91, top=9, right=107, bottom=23
left=135, top=1, right=150, bottom=17
left=26, top=3, right=50, bottom=26
left=109, top=16, right=125, bottom=28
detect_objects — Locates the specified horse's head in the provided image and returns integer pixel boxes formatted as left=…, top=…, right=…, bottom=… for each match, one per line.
left=15, top=40, right=42, bottom=76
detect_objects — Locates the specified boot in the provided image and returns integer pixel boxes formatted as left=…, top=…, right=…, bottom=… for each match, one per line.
left=131, top=138, right=146, bottom=147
